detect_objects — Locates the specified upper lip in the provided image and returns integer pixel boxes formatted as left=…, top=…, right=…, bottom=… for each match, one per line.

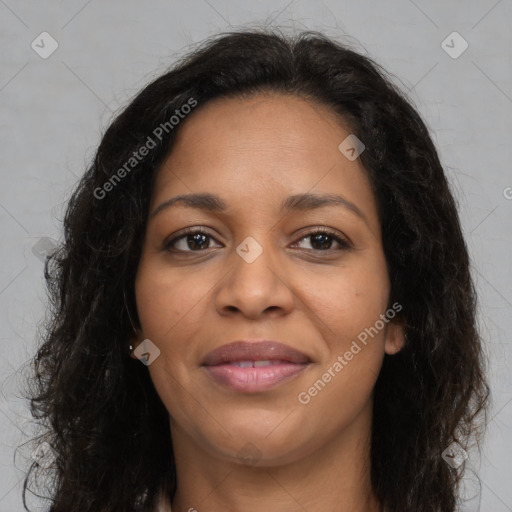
left=202, top=340, right=311, bottom=366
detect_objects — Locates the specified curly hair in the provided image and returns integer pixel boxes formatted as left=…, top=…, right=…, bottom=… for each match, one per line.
left=22, top=29, right=489, bottom=512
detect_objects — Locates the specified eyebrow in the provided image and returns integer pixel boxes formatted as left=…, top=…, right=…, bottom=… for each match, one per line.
left=150, top=192, right=368, bottom=224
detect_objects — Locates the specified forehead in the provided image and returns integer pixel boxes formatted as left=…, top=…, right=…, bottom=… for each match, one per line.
left=163, top=92, right=353, bottom=169
left=151, top=93, right=379, bottom=230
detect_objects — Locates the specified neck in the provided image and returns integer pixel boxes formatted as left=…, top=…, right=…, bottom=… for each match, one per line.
left=167, top=401, right=381, bottom=512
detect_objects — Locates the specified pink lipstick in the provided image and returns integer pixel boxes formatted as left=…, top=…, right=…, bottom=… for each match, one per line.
left=202, top=340, right=310, bottom=393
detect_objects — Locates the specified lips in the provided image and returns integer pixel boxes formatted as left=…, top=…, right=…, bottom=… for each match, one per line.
left=202, top=340, right=311, bottom=393
left=202, top=340, right=310, bottom=366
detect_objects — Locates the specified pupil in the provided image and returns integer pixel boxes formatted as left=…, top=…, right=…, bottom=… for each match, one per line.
left=189, top=233, right=208, bottom=250
left=312, top=233, right=331, bottom=250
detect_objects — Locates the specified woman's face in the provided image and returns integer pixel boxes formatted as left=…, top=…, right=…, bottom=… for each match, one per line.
left=134, top=92, right=404, bottom=466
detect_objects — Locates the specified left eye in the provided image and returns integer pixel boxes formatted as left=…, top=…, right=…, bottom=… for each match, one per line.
left=291, top=230, right=350, bottom=251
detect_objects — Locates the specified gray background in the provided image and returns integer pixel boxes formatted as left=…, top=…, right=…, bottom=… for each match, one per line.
left=1, top=1, right=511, bottom=510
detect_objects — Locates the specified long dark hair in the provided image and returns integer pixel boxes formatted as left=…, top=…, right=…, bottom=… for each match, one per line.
left=22, top=28, right=489, bottom=512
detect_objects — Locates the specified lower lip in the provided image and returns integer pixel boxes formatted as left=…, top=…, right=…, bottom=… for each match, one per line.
left=203, top=363, right=309, bottom=392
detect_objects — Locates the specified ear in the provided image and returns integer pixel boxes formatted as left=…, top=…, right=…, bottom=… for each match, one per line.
left=384, top=321, right=406, bottom=355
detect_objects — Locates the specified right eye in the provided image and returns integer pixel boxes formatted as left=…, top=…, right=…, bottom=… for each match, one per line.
left=163, top=228, right=223, bottom=253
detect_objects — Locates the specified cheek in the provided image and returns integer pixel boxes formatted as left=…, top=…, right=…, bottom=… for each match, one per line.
left=298, top=256, right=390, bottom=407
left=303, top=254, right=390, bottom=345
left=295, top=267, right=390, bottom=418
left=135, top=265, right=213, bottom=426
left=135, top=263, right=214, bottom=343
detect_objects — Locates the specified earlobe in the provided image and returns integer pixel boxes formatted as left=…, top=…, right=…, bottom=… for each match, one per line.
left=129, top=344, right=137, bottom=359
left=129, top=329, right=144, bottom=359
left=384, top=322, right=406, bottom=355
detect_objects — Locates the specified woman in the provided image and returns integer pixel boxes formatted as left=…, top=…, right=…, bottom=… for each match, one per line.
left=24, top=29, right=489, bottom=512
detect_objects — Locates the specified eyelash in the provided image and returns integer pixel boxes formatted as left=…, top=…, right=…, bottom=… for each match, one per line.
left=163, top=226, right=351, bottom=254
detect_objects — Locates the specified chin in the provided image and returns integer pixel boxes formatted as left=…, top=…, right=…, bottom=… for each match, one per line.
left=201, top=414, right=313, bottom=466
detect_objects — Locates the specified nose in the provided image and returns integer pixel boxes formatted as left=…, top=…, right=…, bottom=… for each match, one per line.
left=214, top=237, right=295, bottom=320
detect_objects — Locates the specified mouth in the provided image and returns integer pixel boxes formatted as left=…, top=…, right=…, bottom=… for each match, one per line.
left=201, top=340, right=311, bottom=393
